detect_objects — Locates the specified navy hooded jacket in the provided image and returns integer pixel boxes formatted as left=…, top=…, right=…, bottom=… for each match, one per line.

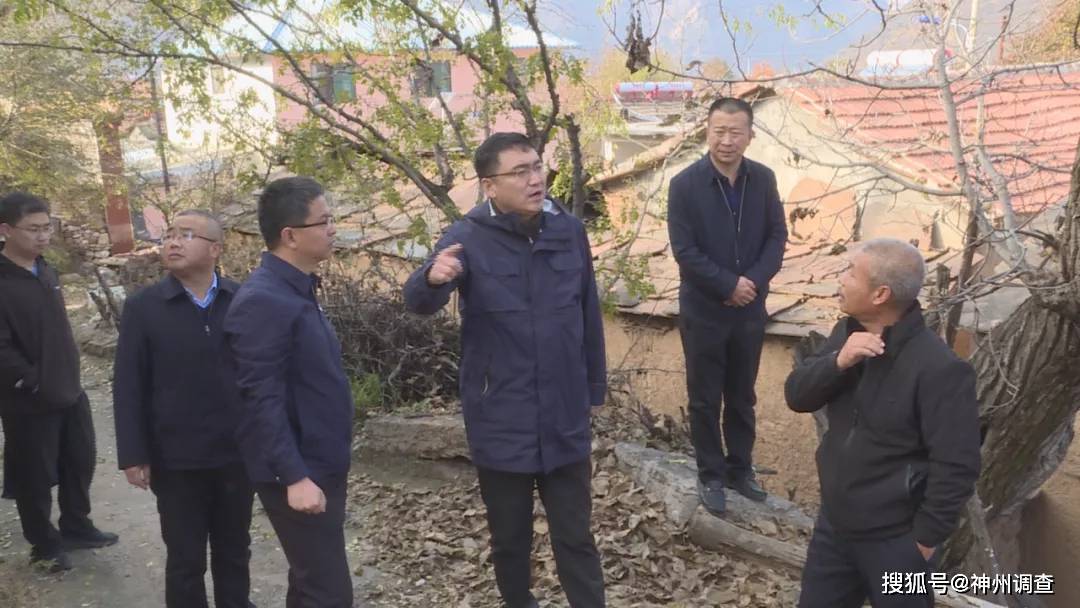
left=403, top=200, right=606, bottom=474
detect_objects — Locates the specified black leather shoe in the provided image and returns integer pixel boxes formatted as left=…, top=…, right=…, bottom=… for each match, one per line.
left=727, top=474, right=768, bottom=502
left=30, top=549, right=73, bottom=573
left=697, top=479, right=727, bottom=516
left=61, top=528, right=119, bottom=550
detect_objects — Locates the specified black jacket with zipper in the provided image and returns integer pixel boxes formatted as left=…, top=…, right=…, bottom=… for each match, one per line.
left=784, top=304, right=981, bottom=547
left=0, top=246, right=83, bottom=416
left=113, top=274, right=243, bottom=471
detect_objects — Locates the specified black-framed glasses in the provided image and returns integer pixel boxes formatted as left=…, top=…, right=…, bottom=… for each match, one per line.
left=288, top=216, right=336, bottom=230
left=163, top=228, right=217, bottom=243
left=483, top=163, right=546, bottom=181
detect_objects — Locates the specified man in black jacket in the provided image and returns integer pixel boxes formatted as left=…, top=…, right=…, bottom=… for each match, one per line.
left=668, top=97, right=788, bottom=515
left=0, top=192, right=118, bottom=572
left=113, top=209, right=254, bottom=608
left=785, top=238, right=981, bottom=608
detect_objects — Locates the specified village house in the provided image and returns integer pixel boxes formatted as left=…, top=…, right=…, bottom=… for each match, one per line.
left=140, top=4, right=575, bottom=170
left=589, top=69, right=1080, bottom=504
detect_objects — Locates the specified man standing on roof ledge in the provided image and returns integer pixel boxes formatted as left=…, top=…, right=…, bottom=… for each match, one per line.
left=668, top=97, right=788, bottom=517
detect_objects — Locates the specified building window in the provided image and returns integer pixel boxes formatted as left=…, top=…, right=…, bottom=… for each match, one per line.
left=310, top=62, right=356, bottom=105
left=412, top=60, right=452, bottom=97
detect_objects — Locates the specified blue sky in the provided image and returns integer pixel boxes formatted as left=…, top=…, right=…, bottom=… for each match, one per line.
left=537, top=1, right=883, bottom=72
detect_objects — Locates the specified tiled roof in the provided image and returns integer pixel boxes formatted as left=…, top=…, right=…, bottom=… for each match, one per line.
left=788, top=69, right=1080, bottom=214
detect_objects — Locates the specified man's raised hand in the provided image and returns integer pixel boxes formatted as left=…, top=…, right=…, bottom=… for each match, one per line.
left=427, top=243, right=464, bottom=286
left=836, top=332, right=886, bottom=371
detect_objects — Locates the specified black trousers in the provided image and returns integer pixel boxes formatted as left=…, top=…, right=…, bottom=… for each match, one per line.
left=679, top=315, right=766, bottom=484
left=255, top=474, right=352, bottom=608
left=799, top=515, right=938, bottom=608
left=1, top=394, right=96, bottom=556
left=477, top=458, right=605, bottom=608
left=151, top=462, right=254, bottom=608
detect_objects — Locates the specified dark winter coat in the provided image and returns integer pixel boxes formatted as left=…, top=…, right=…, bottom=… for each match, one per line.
left=403, top=200, right=606, bottom=474
left=113, top=274, right=243, bottom=470
left=785, top=304, right=981, bottom=547
left=0, top=248, right=83, bottom=416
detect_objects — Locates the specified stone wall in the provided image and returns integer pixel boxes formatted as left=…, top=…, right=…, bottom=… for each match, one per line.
left=59, top=217, right=111, bottom=262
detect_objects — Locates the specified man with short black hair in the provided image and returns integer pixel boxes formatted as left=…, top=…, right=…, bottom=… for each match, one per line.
left=786, top=238, right=981, bottom=608
left=0, top=191, right=118, bottom=573
left=224, top=177, right=354, bottom=608
left=405, top=132, right=608, bottom=608
left=114, top=209, right=255, bottom=607
left=668, top=97, right=788, bottom=515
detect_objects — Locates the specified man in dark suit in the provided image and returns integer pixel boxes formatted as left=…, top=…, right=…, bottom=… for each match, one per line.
left=225, top=177, right=354, bottom=608
left=114, top=209, right=254, bottom=608
left=667, top=97, right=788, bottom=515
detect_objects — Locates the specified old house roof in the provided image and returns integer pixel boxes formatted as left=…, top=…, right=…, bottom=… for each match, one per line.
left=788, top=69, right=1080, bottom=215
left=590, top=73, right=1074, bottom=336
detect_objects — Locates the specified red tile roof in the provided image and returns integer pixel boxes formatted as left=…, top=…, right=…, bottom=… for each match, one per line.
left=789, top=70, right=1080, bottom=214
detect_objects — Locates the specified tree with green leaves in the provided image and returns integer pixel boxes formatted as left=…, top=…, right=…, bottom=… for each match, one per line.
left=3, top=0, right=596, bottom=227
left=0, top=14, right=124, bottom=210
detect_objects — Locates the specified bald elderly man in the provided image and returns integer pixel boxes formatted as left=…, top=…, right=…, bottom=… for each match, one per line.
left=785, top=238, right=981, bottom=608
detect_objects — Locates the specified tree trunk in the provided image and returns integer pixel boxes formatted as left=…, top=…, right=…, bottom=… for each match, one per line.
left=565, top=114, right=587, bottom=219
left=942, top=140, right=1080, bottom=578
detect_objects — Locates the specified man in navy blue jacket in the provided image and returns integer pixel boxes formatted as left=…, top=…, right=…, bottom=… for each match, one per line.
left=668, top=97, right=788, bottom=516
left=113, top=209, right=254, bottom=608
left=404, top=133, right=607, bottom=608
left=224, top=177, right=353, bottom=608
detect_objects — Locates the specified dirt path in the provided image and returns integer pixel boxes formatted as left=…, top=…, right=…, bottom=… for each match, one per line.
left=0, top=357, right=387, bottom=608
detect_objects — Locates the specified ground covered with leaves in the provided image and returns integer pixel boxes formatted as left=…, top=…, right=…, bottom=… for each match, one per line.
left=345, top=446, right=800, bottom=608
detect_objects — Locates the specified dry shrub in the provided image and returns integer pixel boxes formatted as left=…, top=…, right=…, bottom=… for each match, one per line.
left=320, top=258, right=460, bottom=416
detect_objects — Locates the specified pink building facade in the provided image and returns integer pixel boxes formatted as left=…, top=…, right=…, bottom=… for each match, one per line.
left=271, top=48, right=544, bottom=138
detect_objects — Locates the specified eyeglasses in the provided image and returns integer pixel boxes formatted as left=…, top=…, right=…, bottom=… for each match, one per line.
left=163, top=228, right=217, bottom=243
left=11, top=224, right=53, bottom=236
left=288, top=216, right=336, bottom=230
left=483, top=164, right=547, bottom=181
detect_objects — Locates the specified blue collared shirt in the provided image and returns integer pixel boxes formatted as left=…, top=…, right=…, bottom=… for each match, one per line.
left=184, top=273, right=219, bottom=309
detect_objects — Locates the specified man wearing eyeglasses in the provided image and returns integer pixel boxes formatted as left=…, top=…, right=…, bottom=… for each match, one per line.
left=404, top=132, right=608, bottom=608
left=224, top=176, right=354, bottom=608
left=113, top=209, right=256, bottom=608
left=0, top=192, right=118, bottom=573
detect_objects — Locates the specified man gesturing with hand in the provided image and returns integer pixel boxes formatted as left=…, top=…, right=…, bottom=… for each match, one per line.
left=785, top=238, right=980, bottom=607
left=405, top=132, right=608, bottom=608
